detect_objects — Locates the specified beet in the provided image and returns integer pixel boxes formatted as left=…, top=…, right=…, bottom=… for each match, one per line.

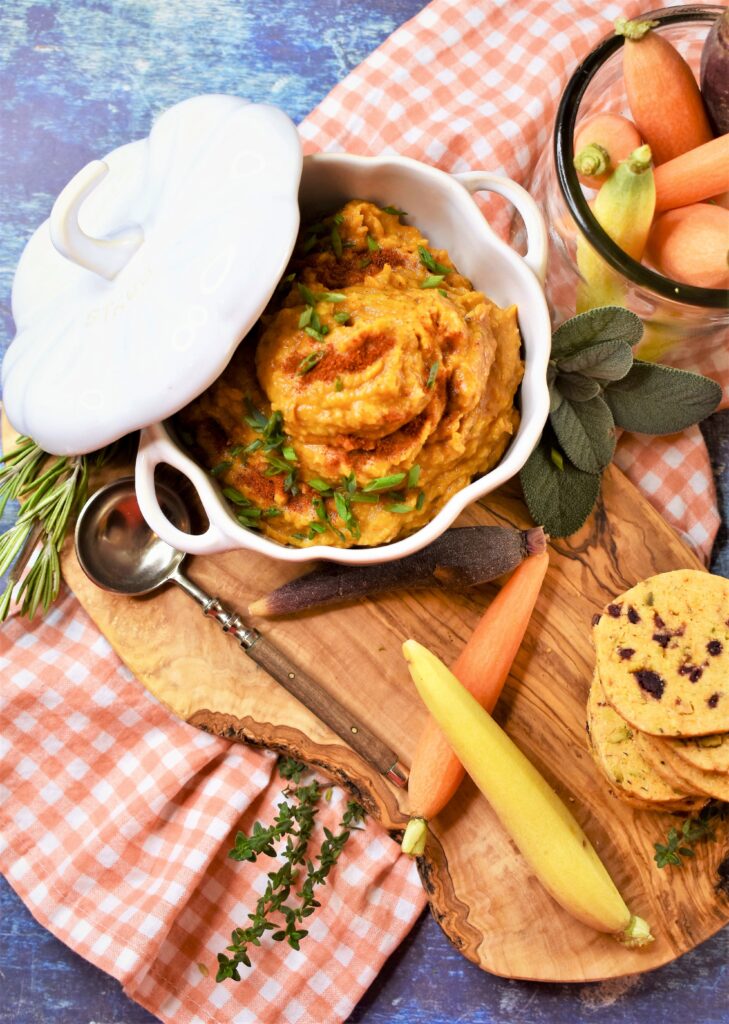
left=700, top=10, right=729, bottom=135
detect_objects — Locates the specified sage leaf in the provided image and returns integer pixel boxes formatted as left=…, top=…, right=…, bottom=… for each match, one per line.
left=549, top=381, right=564, bottom=413
left=520, top=440, right=601, bottom=538
left=557, top=338, right=633, bottom=381
left=556, top=373, right=602, bottom=403
left=551, top=395, right=616, bottom=473
left=551, top=307, right=643, bottom=360
left=604, top=361, right=722, bottom=435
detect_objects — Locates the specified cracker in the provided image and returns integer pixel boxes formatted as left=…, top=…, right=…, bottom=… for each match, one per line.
left=594, top=570, right=729, bottom=737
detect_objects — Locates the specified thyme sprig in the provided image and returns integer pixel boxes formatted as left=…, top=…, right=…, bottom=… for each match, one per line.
left=216, top=757, right=365, bottom=982
left=654, top=802, right=727, bottom=869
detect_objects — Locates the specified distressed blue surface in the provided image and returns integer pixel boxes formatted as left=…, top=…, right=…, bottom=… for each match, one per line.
left=0, top=2, right=727, bottom=1023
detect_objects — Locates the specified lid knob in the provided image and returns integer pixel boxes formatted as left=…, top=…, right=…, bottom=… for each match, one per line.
left=49, top=159, right=144, bottom=280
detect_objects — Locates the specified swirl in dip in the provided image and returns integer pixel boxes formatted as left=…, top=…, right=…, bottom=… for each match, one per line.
left=178, top=201, right=523, bottom=548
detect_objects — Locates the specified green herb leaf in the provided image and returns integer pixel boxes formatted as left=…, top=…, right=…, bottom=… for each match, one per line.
left=407, top=464, right=421, bottom=488
left=366, top=234, right=380, bottom=252
left=362, top=472, right=407, bottom=492
left=556, top=373, right=602, bottom=403
left=557, top=338, right=634, bottom=381
left=382, top=205, right=407, bottom=216
left=350, top=492, right=379, bottom=504
left=415, top=490, right=425, bottom=511
left=331, top=225, right=343, bottom=258
left=308, top=478, right=333, bottom=494
left=298, top=350, right=326, bottom=374
left=426, top=361, right=439, bottom=388
left=551, top=395, right=616, bottom=474
left=551, top=306, right=644, bottom=360
left=319, top=292, right=346, bottom=303
left=418, top=246, right=450, bottom=276
left=604, top=361, right=722, bottom=435
left=334, top=377, right=344, bottom=391
left=210, top=461, right=232, bottom=477
left=298, top=307, right=313, bottom=329
left=222, top=487, right=252, bottom=506
left=386, top=503, right=413, bottom=513
left=297, top=282, right=318, bottom=307
left=282, top=445, right=297, bottom=462
left=519, top=438, right=601, bottom=538
left=420, top=274, right=445, bottom=289
left=333, top=312, right=350, bottom=325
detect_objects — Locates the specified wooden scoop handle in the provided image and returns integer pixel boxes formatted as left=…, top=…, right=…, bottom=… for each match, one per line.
left=246, top=634, right=408, bottom=787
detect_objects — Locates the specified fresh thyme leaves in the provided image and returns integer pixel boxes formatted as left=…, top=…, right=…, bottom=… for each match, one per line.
left=654, top=802, right=727, bottom=869
left=418, top=245, right=450, bottom=276
left=519, top=307, right=722, bottom=538
left=0, top=436, right=94, bottom=622
left=426, top=361, right=439, bottom=388
left=216, top=757, right=366, bottom=981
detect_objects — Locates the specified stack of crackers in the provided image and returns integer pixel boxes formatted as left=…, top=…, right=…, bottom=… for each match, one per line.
left=587, top=570, right=729, bottom=812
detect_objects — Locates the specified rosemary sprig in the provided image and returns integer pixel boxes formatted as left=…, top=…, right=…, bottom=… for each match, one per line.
left=216, top=757, right=365, bottom=981
left=0, top=436, right=92, bottom=622
left=654, top=802, right=727, bottom=869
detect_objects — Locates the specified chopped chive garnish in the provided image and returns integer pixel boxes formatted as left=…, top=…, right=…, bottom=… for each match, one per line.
left=304, top=326, right=326, bottom=343
left=438, top=288, right=448, bottom=297
left=366, top=234, right=380, bottom=252
left=282, top=445, right=297, bottom=462
left=362, top=472, right=407, bottom=493
left=298, top=349, right=326, bottom=374
left=308, top=479, right=332, bottom=494
left=243, top=438, right=264, bottom=454
left=415, top=490, right=425, bottom=511
left=350, top=492, right=378, bottom=504
left=264, top=507, right=282, bottom=518
left=333, top=213, right=344, bottom=225
left=319, top=292, right=346, bottom=303
left=407, top=464, right=421, bottom=488
left=331, top=225, right=343, bottom=258
left=342, top=472, right=357, bottom=494
left=333, top=312, right=350, bottom=325
left=420, top=274, right=446, bottom=289
left=386, top=503, right=412, bottom=514
left=222, top=487, right=251, bottom=505
left=210, top=461, right=231, bottom=477
left=229, top=444, right=247, bottom=457
left=312, top=497, right=329, bottom=522
left=426, top=361, right=439, bottom=388
left=298, top=282, right=318, bottom=307
left=418, top=246, right=451, bottom=276
left=302, top=234, right=318, bottom=253
left=382, top=205, right=407, bottom=217
left=298, top=307, right=313, bottom=328
left=244, top=400, right=268, bottom=430
left=334, top=492, right=350, bottom=523
left=308, top=521, right=328, bottom=536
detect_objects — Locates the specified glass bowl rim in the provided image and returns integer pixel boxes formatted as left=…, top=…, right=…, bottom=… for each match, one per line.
left=554, top=3, right=728, bottom=311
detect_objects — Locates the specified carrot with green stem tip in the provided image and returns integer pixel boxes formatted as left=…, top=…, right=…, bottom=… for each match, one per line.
left=401, top=550, right=549, bottom=856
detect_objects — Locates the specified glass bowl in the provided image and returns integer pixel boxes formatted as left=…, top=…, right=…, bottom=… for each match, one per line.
left=531, top=4, right=728, bottom=364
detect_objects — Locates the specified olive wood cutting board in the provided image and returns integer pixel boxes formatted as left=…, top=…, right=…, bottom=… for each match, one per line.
left=3, top=416, right=728, bottom=982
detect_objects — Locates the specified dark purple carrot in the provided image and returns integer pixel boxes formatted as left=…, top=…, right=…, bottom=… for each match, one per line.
left=249, top=525, right=547, bottom=616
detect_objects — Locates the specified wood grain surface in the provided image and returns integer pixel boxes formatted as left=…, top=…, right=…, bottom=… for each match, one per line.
left=6, top=399, right=724, bottom=983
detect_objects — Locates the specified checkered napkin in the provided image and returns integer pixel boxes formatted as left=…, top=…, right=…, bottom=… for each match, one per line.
left=1, top=2, right=726, bottom=1024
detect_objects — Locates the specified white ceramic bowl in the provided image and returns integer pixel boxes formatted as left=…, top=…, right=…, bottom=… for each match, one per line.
left=135, top=152, right=551, bottom=565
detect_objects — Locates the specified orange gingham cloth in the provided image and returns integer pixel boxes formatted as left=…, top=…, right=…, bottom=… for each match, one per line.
left=1, top=2, right=727, bottom=1023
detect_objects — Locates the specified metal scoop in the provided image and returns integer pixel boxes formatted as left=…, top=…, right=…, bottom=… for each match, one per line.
left=74, top=477, right=407, bottom=787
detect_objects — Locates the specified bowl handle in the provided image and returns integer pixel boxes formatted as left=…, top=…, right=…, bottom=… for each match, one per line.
left=453, top=172, right=548, bottom=284
left=135, top=424, right=235, bottom=555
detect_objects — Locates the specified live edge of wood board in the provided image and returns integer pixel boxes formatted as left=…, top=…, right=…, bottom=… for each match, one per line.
left=2, top=414, right=727, bottom=982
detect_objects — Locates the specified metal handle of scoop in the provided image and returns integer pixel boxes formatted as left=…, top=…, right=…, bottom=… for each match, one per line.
left=171, top=569, right=408, bottom=787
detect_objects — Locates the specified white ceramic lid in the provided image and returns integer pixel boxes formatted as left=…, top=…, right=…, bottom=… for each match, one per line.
left=2, top=94, right=303, bottom=455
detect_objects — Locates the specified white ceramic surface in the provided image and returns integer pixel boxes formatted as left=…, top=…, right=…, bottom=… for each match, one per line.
left=136, top=152, right=551, bottom=565
left=2, top=95, right=303, bottom=456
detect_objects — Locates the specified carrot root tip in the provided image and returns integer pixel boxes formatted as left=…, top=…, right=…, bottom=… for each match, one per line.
left=525, top=526, right=548, bottom=556
left=401, top=817, right=428, bottom=856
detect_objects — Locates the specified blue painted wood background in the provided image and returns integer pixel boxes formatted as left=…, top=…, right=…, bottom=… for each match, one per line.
left=0, top=1, right=727, bottom=1021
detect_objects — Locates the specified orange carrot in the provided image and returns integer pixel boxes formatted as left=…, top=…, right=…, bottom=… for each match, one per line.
left=615, top=17, right=713, bottom=165
left=573, top=112, right=642, bottom=189
left=401, top=550, right=549, bottom=855
left=654, top=134, right=729, bottom=212
left=646, top=203, right=729, bottom=290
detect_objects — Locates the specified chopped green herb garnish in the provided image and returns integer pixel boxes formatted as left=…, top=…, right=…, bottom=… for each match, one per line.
left=426, top=361, right=439, bottom=388
left=297, top=282, right=318, bottom=307
left=386, top=503, right=413, bottom=514
left=438, top=288, right=448, bottom=297
left=222, top=487, right=252, bottom=506
left=244, top=400, right=268, bottom=431
left=333, top=312, right=350, bottom=325
left=298, top=307, right=313, bottom=328
left=418, top=246, right=450, bottom=276
left=350, top=492, right=379, bottom=504
left=331, top=225, right=343, bottom=258
left=312, top=496, right=329, bottom=523
left=382, top=205, right=407, bottom=217
left=420, top=274, right=446, bottom=290
left=407, top=465, right=421, bottom=489
left=308, top=521, right=328, bottom=537
left=366, top=234, right=380, bottom=252
left=282, top=445, right=297, bottom=462
left=298, top=349, right=326, bottom=374
left=304, top=326, right=328, bottom=343
left=319, top=292, right=346, bottom=303
left=334, top=377, right=344, bottom=392
left=362, top=472, right=407, bottom=493
left=302, top=234, right=318, bottom=253
left=211, top=461, right=232, bottom=477
left=264, top=507, right=282, bottom=518
left=308, top=478, right=333, bottom=494
left=415, top=490, right=425, bottom=511
left=359, top=257, right=372, bottom=269
left=333, top=213, right=344, bottom=225
left=342, top=472, right=357, bottom=494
